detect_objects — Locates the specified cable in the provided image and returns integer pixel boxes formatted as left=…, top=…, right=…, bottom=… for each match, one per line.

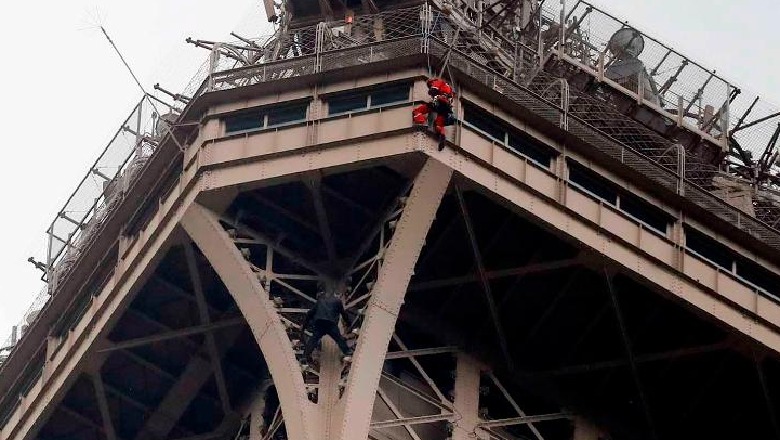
left=98, top=25, right=187, bottom=152
left=100, top=26, right=149, bottom=96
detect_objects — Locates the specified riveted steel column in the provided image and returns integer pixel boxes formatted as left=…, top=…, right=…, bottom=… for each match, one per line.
left=452, top=353, right=485, bottom=440
left=180, top=203, right=315, bottom=440
left=337, top=159, right=452, bottom=440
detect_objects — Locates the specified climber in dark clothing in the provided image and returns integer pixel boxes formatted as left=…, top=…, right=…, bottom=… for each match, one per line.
left=301, top=291, right=353, bottom=361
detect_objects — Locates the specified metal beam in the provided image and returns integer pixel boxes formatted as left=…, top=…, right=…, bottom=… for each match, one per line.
left=477, top=413, right=572, bottom=428
left=434, top=213, right=514, bottom=315
left=182, top=203, right=315, bottom=440
left=339, top=159, right=452, bottom=440
left=375, top=388, right=424, bottom=440
left=520, top=269, right=580, bottom=347
left=754, top=354, right=780, bottom=439
left=371, top=413, right=455, bottom=429
left=346, top=180, right=413, bottom=271
left=486, top=371, right=545, bottom=440
left=149, top=276, right=220, bottom=316
left=604, top=269, right=657, bottom=440
left=679, top=356, right=729, bottom=422
left=100, top=317, right=245, bottom=352
left=60, top=405, right=116, bottom=437
left=322, top=185, right=374, bottom=218
left=121, top=349, right=176, bottom=381
left=305, top=176, right=338, bottom=261
left=249, top=192, right=321, bottom=235
left=409, top=257, right=583, bottom=292
left=150, top=275, right=196, bottom=302
left=472, top=250, right=543, bottom=339
left=121, top=308, right=200, bottom=351
left=184, top=242, right=232, bottom=415
left=133, top=324, right=245, bottom=440
left=385, top=346, right=458, bottom=359
left=105, top=383, right=151, bottom=413
left=119, top=346, right=242, bottom=409
left=558, top=300, right=611, bottom=366
left=381, top=372, right=452, bottom=412
left=437, top=142, right=780, bottom=358
left=219, top=214, right=328, bottom=277
left=452, top=352, right=482, bottom=440
left=455, top=186, right=514, bottom=370
left=92, top=373, right=117, bottom=440
left=414, top=213, right=462, bottom=272
left=391, top=335, right=450, bottom=403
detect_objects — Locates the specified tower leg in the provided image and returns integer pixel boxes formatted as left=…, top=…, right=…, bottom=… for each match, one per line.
left=319, top=338, right=343, bottom=438
left=452, top=353, right=487, bottom=440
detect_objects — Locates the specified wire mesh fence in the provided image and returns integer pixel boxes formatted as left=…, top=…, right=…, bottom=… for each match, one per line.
left=45, top=96, right=163, bottom=288
left=0, top=96, right=171, bottom=365
left=6, top=1, right=780, bottom=374
left=0, top=286, right=49, bottom=365
left=178, top=4, right=780, bottom=241
left=542, top=0, right=731, bottom=140
left=729, top=89, right=780, bottom=178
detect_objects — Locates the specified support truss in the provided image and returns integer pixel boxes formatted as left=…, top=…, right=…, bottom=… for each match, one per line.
left=181, top=204, right=315, bottom=440
left=338, top=159, right=453, bottom=440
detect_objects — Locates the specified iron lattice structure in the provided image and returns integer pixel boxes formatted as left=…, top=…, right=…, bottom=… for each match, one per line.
left=2, top=1, right=780, bottom=440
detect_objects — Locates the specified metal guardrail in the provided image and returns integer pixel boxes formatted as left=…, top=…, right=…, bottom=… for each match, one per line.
left=176, top=4, right=780, bottom=240
left=4, top=3, right=780, bottom=386
left=433, top=38, right=780, bottom=251
left=0, top=286, right=49, bottom=364
left=44, top=97, right=162, bottom=285
left=0, top=96, right=175, bottom=365
left=541, top=0, right=780, bottom=181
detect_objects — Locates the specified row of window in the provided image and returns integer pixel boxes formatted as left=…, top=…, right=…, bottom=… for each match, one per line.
left=462, top=103, right=557, bottom=168
left=685, top=227, right=780, bottom=295
left=225, top=101, right=309, bottom=134
left=567, top=160, right=673, bottom=234
left=567, top=159, right=780, bottom=296
left=221, top=86, right=780, bottom=298
left=223, top=83, right=411, bottom=135
left=328, top=84, right=410, bottom=115
left=462, top=103, right=677, bottom=237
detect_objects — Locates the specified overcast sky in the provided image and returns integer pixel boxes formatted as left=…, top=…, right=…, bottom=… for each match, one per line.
left=0, top=0, right=777, bottom=345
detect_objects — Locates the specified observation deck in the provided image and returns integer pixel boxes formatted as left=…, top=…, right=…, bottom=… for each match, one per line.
left=1, top=2, right=780, bottom=439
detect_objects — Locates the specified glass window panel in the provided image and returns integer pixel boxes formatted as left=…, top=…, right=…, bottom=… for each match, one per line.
left=267, top=104, right=307, bottom=126
left=568, top=161, right=619, bottom=205
left=371, top=85, right=410, bottom=107
left=685, top=227, right=733, bottom=270
left=463, top=105, right=505, bottom=141
left=620, top=193, right=670, bottom=233
left=328, top=94, right=368, bottom=114
left=508, top=132, right=554, bottom=168
left=225, top=112, right=263, bottom=133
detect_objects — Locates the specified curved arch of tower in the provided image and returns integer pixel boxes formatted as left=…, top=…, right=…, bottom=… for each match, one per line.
left=3, top=1, right=780, bottom=440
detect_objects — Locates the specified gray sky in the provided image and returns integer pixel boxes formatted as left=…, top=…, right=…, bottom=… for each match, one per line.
left=0, top=0, right=777, bottom=344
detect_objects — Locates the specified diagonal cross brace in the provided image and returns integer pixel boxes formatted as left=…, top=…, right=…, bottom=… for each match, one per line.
left=604, top=268, right=658, bottom=440
left=455, top=186, right=514, bottom=371
left=338, top=159, right=452, bottom=440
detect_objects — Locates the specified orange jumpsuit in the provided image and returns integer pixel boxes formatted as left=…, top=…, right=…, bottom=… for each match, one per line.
left=413, top=78, right=455, bottom=138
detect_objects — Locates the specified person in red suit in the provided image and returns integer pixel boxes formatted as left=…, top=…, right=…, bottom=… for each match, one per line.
left=413, top=78, right=455, bottom=149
